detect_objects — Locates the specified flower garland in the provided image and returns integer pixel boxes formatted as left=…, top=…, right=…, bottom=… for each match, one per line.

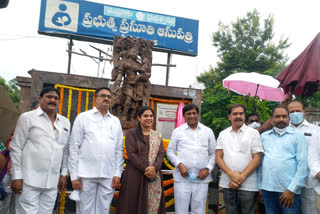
left=163, top=178, right=174, bottom=187
left=85, top=91, right=89, bottom=111
left=54, top=84, right=96, bottom=116
left=164, top=187, right=174, bottom=197
left=57, top=87, right=64, bottom=115
left=92, top=93, right=95, bottom=108
left=165, top=198, right=175, bottom=208
left=164, top=157, right=175, bottom=170
left=113, top=192, right=119, bottom=199
left=77, top=91, right=82, bottom=115
left=122, top=137, right=128, bottom=160
left=58, top=190, right=66, bottom=214
left=67, top=89, right=72, bottom=120
left=55, top=84, right=96, bottom=93
left=162, top=139, right=170, bottom=151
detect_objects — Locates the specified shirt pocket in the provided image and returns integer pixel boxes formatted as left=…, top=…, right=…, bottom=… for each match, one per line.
left=238, top=138, right=251, bottom=154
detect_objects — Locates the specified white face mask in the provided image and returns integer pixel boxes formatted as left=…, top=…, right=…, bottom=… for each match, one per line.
left=273, top=127, right=287, bottom=136
left=248, top=122, right=261, bottom=129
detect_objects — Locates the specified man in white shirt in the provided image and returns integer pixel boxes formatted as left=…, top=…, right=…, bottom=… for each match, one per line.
left=288, top=100, right=319, bottom=214
left=10, top=87, right=70, bottom=214
left=68, top=87, right=124, bottom=214
left=216, top=104, right=263, bottom=214
left=167, top=104, right=216, bottom=214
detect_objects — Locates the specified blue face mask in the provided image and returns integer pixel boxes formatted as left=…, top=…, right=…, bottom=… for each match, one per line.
left=289, top=112, right=304, bottom=125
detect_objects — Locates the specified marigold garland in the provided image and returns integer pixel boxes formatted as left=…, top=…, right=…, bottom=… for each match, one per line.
left=58, top=189, right=66, bottom=214
left=113, top=192, right=119, bottom=199
left=55, top=84, right=95, bottom=93
left=85, top=91, right=89, bottom=111
left=164, top=157, right=175, bottom=170
left=163, top=178, right=174, bottom=187
left=165, top=198, right=175, bottom=208
left=164, top=187, right=174, bottom=197
left=77, top=91, right=82, bottom=115
left=162, top=139, right=170, bottom=151
left=57, top=87, right=64, bottom=115
left=67, top=89, right=72, bottom=120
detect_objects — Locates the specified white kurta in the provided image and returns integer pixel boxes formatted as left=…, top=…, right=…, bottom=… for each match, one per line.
left=167, top=122, right=216, bottom=183
left=68, top=107, right=124, bottom=214
left=167, top=122, right=216, bottom=214
left=68, top=107, right=124, bottom=180
left=10, top=107, right=70, bottom=214
left=10, top=107, right=70, bottom=188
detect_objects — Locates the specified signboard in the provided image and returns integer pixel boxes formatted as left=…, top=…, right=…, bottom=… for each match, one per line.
left=38, top=0, right=199, bottom=56
left=156, top=103, right=178, bottom=139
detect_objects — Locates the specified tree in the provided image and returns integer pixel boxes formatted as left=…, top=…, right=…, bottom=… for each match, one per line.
left=0, top=76, right=20, bottom=108
left=198, top=9, right=290, bottom=136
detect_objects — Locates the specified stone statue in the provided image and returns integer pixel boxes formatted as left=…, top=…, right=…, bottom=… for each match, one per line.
left=110, top=36, right=153, bottom=123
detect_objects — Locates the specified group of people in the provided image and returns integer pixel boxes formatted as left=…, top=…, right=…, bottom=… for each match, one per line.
left=0, top=86, right=319, bottom=214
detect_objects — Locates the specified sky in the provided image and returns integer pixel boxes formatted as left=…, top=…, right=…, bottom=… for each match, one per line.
left=0, top=0, right=319, bottom=89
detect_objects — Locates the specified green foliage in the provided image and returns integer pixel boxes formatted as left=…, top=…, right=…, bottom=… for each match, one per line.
left=198, top=9, right=290, bottom=135
left=294, top=92, right=320, bottom=108
left=230, top=95, right=274, bottom=123
left=0, top=76, right=20, bottom=108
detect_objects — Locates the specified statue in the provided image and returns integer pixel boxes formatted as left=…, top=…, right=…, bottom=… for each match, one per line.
left=110, top=36, right=153, bottom=123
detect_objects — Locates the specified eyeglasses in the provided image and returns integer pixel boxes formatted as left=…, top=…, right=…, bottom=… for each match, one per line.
left=97, top=94, right=112, bottom=99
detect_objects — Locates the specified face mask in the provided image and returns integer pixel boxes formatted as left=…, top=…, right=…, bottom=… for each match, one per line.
left=248, top=122, right=261, bottom=129
left=186, top=168, right=198, bottom=182
left=273, top=127, right=287, bottom=136
left=289, top=112, right=304, bottom=125
left=187, top=173, right=198, bottom=182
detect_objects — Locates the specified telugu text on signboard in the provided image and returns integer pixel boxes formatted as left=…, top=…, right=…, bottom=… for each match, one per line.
left=39, top=0, right=199, bottom=56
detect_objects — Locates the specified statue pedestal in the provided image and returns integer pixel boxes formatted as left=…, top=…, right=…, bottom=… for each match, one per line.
left=120, top=120, right=138, bottom=135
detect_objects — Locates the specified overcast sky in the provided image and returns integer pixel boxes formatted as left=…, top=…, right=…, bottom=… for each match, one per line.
left=0, top=0, right=319, bottom=88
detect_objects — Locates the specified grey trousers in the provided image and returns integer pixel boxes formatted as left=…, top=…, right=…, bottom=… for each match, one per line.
left=223, top=188, right=258, bottom=214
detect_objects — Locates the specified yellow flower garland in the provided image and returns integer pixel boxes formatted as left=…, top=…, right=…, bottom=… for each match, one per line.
left=165, top=198, right=175, bottom=208
left=67, top=89, right=72, bottom=120
left=85, top=91, right=89, bottom=111
left=164, top=157, right=175, bottom=170
left=58, top=190, right=66, bottom=214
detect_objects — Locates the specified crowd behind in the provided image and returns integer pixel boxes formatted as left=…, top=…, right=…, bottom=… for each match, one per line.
left=0, top=86, right=319, bottom=214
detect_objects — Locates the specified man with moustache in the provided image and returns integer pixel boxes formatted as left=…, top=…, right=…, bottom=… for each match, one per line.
left=68, top=87, right=124, bottom=214
left=216, top=104, right=263, bottom=214
left=10, top=87, right=70, bottom=214
left=167, top=104, right=216, bottom=214
left=288, top=100, right=319, bottom=214
left=258, top=106, right=309, bottom=214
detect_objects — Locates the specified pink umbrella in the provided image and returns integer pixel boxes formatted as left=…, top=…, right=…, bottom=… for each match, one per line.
left=223, top=72, right=286, bottom=102
left=175, top=102, right=185, bottom=128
